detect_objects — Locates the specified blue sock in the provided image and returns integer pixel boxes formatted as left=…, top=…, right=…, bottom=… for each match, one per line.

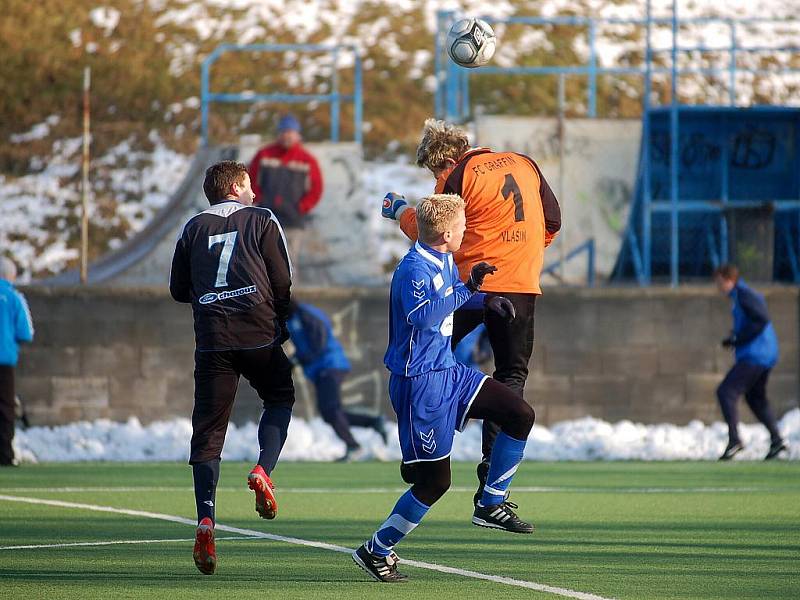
left=366, top=489, right=430, bottom=557
left=480, top=431, right=527, bottom=506
left=258, top=404, right=292, bottom=474
left=192, top=459, right=220, bottom=523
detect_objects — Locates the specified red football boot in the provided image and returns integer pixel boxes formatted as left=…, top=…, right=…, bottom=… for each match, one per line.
left=193, top=517, right=216, bottom=575
left=247, top=465, right=278, bottom=519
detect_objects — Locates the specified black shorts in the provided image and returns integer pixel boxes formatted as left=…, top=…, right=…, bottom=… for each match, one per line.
left=190, top=344, right=294, bottom=464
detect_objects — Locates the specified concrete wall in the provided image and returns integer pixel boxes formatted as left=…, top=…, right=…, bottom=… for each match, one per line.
left=237, top=140, right=386, bottom=286
left=16, top=286, right=799, bottom=427
left=475, top=116, right=641, bottom=282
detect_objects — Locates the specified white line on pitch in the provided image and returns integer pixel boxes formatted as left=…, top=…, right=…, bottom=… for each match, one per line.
left=0, top=535, right=258, bottom=551
left=0, top=494, right=614, bottom=600
left=0, top=486, right=769, bottom=494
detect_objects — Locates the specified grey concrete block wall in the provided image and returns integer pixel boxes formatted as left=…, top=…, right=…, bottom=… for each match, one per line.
left=14, top=285, right=800, bottom=428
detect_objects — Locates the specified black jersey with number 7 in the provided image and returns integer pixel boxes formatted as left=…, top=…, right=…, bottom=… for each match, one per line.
left=169, top=201, right=292, bottom=351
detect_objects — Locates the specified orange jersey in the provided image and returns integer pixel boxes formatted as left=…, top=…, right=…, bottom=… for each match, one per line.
left=399, top=148, right=561, bottom=294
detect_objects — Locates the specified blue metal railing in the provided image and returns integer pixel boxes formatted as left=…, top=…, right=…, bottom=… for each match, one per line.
left=435, top=11, right=800, bottom=123
left=437, top=7, right=800, bottom=286
left=201, top=44, right=363, bottom=146
left=542, top=239, right=596, bottom=287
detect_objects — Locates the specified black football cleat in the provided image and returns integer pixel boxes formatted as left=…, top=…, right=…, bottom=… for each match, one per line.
left=473, top=460, right=489, bottom=507
left=765, top=440, right=788, bottom=460
left=719, top=441, right=744, bottom=461
left=472, top=500, right=534, bottom=534
left=352, top=544, right=408, bottom=583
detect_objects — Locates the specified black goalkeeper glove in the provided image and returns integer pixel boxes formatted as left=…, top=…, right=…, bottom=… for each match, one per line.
left=721, top=336, right=736, bottom=349
left=466, top=262, right=497, bottom=292
left=485, top=295, right=516, bottom=323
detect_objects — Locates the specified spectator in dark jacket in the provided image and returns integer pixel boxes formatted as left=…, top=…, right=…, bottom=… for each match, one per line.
left=714, top=264, right=786, bottom=460
left=0, top=257, right=34, bottom=466
left=287, top=300, right=387, bottom=461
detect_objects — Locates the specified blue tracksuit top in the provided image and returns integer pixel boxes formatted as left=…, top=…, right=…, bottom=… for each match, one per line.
left=729, top=280, right=778, bottom=368
left=0, top=280, right=34, bottom=366
left=286, top=302, right=350, bottom=381
left=384, top=242, right=484, bottom=377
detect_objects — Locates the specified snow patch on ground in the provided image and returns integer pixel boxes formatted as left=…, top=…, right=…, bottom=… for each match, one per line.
left=13, top=408, right=799, bottom=463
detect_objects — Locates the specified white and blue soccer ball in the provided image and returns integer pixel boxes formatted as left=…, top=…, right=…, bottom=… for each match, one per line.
left=446, top=18, right=496, bottom=68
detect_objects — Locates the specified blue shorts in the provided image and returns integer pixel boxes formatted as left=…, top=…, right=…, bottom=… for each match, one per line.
left=389, top=363, right=488, bottom=464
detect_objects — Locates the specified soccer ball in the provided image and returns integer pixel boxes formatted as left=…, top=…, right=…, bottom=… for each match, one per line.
left=446, top=18, right=496, bottom=68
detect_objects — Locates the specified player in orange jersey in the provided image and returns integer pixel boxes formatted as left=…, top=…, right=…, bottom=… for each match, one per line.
left=382, top=119, right=560, bottom=510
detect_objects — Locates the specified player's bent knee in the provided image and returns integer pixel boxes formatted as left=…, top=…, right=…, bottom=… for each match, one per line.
left=503, top=400, right=534, bottom=439
left=400, top=462, right=418, bottom=484
left=716, top=385, right=730, bottom=403
left=517, top=401, right=535, bottom=434
left=412, top=477, right=450, bottom=505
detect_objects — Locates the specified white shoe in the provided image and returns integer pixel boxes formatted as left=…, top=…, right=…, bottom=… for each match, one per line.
left=337, top=446, right=369, bottom=462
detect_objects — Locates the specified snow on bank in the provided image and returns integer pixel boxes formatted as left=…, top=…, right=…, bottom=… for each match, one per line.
left=13, top=408, right=800, bottom=463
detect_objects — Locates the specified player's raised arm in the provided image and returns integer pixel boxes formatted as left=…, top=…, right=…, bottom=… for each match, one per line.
left=382, top=192, right=419, bottom=241
left=401, top=267, right=471, bottom=330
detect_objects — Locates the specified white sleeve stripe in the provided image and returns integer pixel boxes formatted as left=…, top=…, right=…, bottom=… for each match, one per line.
left=17, top=292, right=34, bottom=336
left=405, top=300, right=429, bottom=324
left=268, top=213, right=293, bottom=278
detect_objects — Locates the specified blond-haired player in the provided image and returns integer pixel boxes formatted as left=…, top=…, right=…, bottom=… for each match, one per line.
left=353, top=194, right=535, bottom=583
left=382, top=119, right=560, bottom=508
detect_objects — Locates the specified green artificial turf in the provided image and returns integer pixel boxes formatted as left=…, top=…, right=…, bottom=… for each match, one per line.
left=1, top=461, right=798, bottom=599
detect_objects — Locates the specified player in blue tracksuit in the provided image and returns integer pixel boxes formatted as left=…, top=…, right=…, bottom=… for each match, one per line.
left=286, top=300, right=386, bottom=460
left=714, top=264, right=786, bottom=460
left=453, top=323, right=491, bottom=370
left=353, top=194, right=536, bottom=583
left=0, top=258, right=34, bottom=466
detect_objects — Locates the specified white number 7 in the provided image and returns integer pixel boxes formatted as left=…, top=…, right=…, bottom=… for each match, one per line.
left=208, top=231, right=238, bottom=288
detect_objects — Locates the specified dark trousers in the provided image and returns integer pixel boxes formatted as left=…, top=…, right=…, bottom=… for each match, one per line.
left=0, top=366, right=14, bottom=465
left=452, top=293, right=537, bottom=461
left=315, top=369, right=380, bottom=449
left=315, top=370, right=357, bottom=449
left=409, top=378, right=535, bottom=506
left=717, top=361, right=781, bottom=445
left=190, top=345, right=294, bottom=464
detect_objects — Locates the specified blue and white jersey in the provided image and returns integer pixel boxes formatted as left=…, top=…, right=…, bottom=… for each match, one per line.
left=384, top=242, right=483, bottom=377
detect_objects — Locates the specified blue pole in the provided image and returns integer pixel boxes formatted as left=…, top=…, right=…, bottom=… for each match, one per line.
left=435, top=11, right=444, bottom=118
left=729, top=21, right=737, bottom=105
left=642, top=0, right=653, bottom=285
left=447, top=60, right=459, bottom=121
left=462, top=68, right=470, bottom=120
left=670, top=0, right=680, bottom=287
left=201, top=58, right=211, bottom=146
left=720, top=113, right=729, bottom=264
left=330, top=47, right=340, bottom=142
left=589, top=20, right=597, bottom=117
left=588, top=239, right=596, bottom=287
left=354, top=50, right=363, bottom=145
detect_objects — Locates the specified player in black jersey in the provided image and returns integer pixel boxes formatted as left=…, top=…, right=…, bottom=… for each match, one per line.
left=170, top=160, right=295, bottom=575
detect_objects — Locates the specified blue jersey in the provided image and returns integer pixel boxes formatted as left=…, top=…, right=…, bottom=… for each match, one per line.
left=0, top=280, right=34, bottom=366
left=730, top=281, right=779, bottom=368
left=384, top=242, right=483, bottom=377
left=286, top=302, right=350, bottom=380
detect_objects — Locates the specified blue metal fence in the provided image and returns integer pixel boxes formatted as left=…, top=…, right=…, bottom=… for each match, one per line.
left=436, top=10, right=800, bottom=123
left=436, top=6, right=800, bottom=284
left=201, top=44, right=363, bottom=146
left=542, top=239, right=596, bottom=287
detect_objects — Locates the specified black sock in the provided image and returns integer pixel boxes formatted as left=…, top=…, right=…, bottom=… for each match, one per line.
left=258, top=404, right=292, bottom=474
left=193, top=459, right=220, bottom=524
